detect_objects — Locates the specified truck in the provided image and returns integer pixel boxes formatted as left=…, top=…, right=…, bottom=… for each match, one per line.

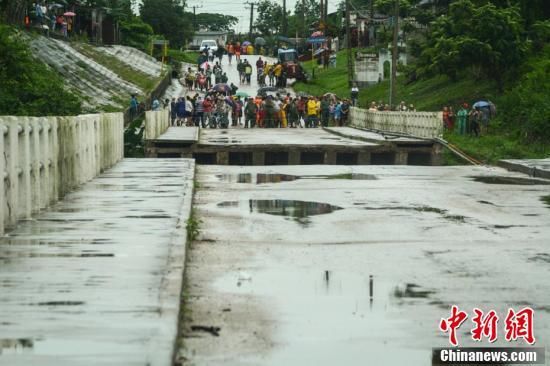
left=277, top=49, right=307, bottom=81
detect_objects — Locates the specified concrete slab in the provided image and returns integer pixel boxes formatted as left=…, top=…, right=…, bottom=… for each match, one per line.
left=155, top=126, right=199, bottom=143
left=499, top=158, right=550, bottom=179
left=199, top=128, right=378, bottom=147
left=0, top=159, right=194, bottom=366
left=180, top=164, right=550, bottom=365
left=325, top=126, right=427, bottom=144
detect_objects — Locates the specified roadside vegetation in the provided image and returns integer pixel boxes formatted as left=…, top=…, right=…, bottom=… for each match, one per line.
left=0, top=24, right=82, bottom=116
left=295, top=0, right=550, bottom=164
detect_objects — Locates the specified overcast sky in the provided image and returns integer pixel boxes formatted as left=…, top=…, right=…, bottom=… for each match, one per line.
left=136, top=0, right=339, bottom=34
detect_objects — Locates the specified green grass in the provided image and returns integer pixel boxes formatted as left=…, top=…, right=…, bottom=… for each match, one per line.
left=168, top=50, right=200, bottom=65
left=445, top=131, right=550, bottom=165
left=186, top=209, right=201, bottom=242
left=74, top=43, right=161, bottom=93
left=294, top=49, right=497, bottom=111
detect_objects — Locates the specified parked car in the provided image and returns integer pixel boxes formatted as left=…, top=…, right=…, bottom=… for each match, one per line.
left=200, top=40, right=218, bottom=53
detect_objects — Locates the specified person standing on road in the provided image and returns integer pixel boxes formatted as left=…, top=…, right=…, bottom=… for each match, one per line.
left=203, top=97, right=213, bottom=127
left=320, top=96, right=330, bottom=127
left=170, top=98, right=177, bottom=126
left=244, top=98, right=257, bottom=128
left=287, top=99, right=299, bottom=128
left=244, top=61, right=253, bottom=84
left=227, top=43, right=234, bottom=65
left=176, top=97, right=186, bottom=126
left=306, top=97, right=318, bottom=128
left=340, top=100, right=350, bottom=126
left=195, top=96, right=205, bottom=127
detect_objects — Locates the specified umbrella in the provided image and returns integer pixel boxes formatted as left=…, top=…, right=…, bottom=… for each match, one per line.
left=242, top=41, right=251, bottom=47
left=311, top=31, right=324, bottom=37
left=297, top=91, right=309, bottom=97
left=211, top=83, right=231, bottom=93
left=224, top=96, right=235, bottom=107
left=236, top=91, right=249, bottom=98
left=200, top=61, right=209, bottom=70
left=49, top=3, right=64, bottom=9
left=63, top=11, right=76, bottom=16
left=313, top=47, right=328, bottom=57
left=473, top=101, right=490, bottom=109
left=254, top=37, right=266, bottom=46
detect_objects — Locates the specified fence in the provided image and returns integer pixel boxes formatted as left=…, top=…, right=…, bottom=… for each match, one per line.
left=0, top=113, right=124, bottom=234
left=144, top=110, right=170, bottom=140
left=350, top=107, right=443, bottom=139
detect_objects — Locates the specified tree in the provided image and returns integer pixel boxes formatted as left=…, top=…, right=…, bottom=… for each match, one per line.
left=290, top=0, right=321, bottom=37
left=120, top=16, right=154, bottom=51
left=194, top=13, right=238, bottom=32
left=418, top=0, right=527, bottom=89
left=140, top=0, right=193, bottom=48
left=0, top=25, right=81, bottom=116
left=254, top=0, right=287, bottom=36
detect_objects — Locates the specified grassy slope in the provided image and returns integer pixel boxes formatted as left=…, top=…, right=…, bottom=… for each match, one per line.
left=294, top=50, right=549, bottom=164
left=74, top=43, right=161, bottom=93
left=294, top=50, right=496, bottom=111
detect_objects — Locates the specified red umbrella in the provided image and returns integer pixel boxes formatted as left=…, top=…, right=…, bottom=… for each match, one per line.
left=63, top=11, right=76, bottom=16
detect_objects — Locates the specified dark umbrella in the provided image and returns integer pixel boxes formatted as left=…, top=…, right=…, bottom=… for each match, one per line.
left=211, top=83, right=231, bottom=93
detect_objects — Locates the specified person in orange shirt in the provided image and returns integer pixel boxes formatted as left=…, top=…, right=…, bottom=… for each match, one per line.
left=227, top=43, right=234, bottom=64
left=235, top=42, right=241, bottom=61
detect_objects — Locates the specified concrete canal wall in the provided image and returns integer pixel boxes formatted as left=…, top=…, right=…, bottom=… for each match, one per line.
left=0, top=113, right=124, bottom=234
left=350, top=107, right=443, bottom=139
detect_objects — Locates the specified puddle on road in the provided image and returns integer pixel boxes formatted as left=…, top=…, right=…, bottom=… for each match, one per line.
left=213, top=269, right=431, bottom=366
left=541, top=195, right=550, bottom=208
left=0, top=338, right=34, bottom=354
left=216, top=173, right=376, bottom=184
left=528, top=253, right=550, bottom=264
left=217, top=199, right=342, bottom=225
left=33, top=301, right=85, bottom=306
left=471, top=176, right=550, bottom=185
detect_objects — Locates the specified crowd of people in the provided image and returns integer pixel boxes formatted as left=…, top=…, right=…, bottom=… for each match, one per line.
left=154, top=54, right=356, bottom=129
left=443, top=102, right=496, bottom=137
left=165, top=92, right=353, bottom=129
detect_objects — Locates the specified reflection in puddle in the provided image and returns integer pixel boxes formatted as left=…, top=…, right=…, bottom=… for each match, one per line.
left=249, top=200, right=342, bottom=218
left=217, top=200, right=343, bottom=227
left=542, top=195, right=550, bottom=208
left=0, top=338, right=34, bottom=354
left=217, top=173, right=377, bottom=184
left=393, top=283, right=435, bottom=299
left=471, top=176, right=550, bottom=185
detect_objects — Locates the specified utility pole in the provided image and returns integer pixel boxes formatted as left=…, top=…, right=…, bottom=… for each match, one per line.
left=302, top=0, right=306, bottom=38
left=191, top=5, right=203, bottom=31
left=282, top=0, right=287, bottom=36
left=345, top=0, right=353, bottom=86
left=245, top=2, right=255, bottom=40
left=320, top=0, right=324, bottom=30
left=390, top=0, right=399, bottom=108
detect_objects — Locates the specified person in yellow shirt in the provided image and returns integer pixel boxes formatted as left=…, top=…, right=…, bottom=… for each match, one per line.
left=247, top=44, right=254, bottom=55
left=306, top=97, right=318, bottom=128
left=273, top=63, right=283, bottom=87
left=280, top=100, right=288, bottom=128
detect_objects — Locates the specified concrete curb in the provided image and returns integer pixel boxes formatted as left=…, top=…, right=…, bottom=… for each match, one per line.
left=498, top=159, right=550, bottom=179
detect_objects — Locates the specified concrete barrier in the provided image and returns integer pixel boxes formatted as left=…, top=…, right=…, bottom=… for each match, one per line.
left=350, top=107, right=443, bottom=139
left=0, top=112, right=123, bottom=234
left=144, top=110, right=170, bottom=140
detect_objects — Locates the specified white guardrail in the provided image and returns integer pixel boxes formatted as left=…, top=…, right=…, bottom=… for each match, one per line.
left=350, top=107, right=443, bottom=139
left=0, top=113, right=124, bottom=234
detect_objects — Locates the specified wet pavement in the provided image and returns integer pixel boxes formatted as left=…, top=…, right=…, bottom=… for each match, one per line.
left=181, top=164, right=550, bottom=365
left=0, top=159, right=194, bottom=366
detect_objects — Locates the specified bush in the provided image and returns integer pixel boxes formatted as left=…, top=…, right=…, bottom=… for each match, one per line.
left=500, top=47, right=550, bottom=142
left=0, top=24, right=81, bottom=116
